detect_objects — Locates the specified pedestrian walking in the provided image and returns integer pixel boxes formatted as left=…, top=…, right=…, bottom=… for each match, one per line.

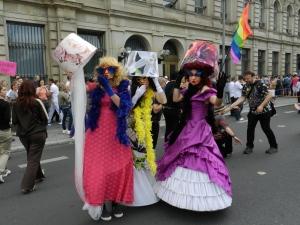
left=12, top=80, right=48, bottom=194
left=36, top=79, right=50, bottom=111
left=0, top=84, right=12, bottom=183
left=155, top=40, right=232, bottom=211
left=58, top=84, right=73, bottom=134
left=47, top=79, right=62, bottom=125
left=227, top=71, right=278, bottom=154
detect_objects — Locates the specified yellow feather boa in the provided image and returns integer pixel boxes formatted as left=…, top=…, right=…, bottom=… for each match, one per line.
left=133, top=89, right=157, bottom=175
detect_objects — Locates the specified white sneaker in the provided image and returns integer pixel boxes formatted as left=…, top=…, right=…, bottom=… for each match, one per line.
left=66, top=130, right=71, bottom=135
left=62, top=130, right=67, bottom=134
left=239, top=117, right=245, bottom=121
left=58, top=122, right=62, bottom=125
left=0, top=175, right=4, bottom=183
left=3, top=169, right=11, bottom=177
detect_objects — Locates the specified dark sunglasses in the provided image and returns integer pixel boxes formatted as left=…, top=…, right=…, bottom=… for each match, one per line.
left=186, top=70, right=204, bottom=77
left=97, top=66, right=117, bottom=75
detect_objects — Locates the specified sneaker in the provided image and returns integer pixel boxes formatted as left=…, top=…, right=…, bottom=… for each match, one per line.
left=0, top=175, right=4, bottom=184
left=48, top=123, right=52, bottom=126
left=112, top=203, right=124, bottom=218
left=66, top=130, right=71, bottom=135
left=265, top=147, right=278, bottom=154
left=100, top=205, right=112, bottom=221
left=2, top=169, right=11, bottom=177
left=243, top=147, right=253, bottom=154
left=239, top=117, right=245, bottom=121
left=58, top=122, right=62, bottom=125
left=62, top=130, right=67, bottom=134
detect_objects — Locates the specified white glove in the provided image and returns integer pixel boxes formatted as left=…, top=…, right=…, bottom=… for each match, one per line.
left=132, top=85, right=147, bottom=107
left=82, top=203, right=102, bottom=221
left=152, top=77, right=163, bottom=93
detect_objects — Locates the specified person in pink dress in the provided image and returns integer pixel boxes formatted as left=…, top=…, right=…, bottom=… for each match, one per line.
left=82, top=57, right=133, bottom=221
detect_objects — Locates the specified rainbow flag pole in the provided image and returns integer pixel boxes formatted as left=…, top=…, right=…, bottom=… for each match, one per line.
left=230, top=2, right=253, bottom=64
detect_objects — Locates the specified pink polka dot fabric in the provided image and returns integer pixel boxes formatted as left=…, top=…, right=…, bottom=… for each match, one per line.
left=83, top=95, right=133, bottom=205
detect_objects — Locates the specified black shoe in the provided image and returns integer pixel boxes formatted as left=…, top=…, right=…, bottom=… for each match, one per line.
left=100, top=205, right=112, bottom=221
left=243, top=147, right=253, bottom=154
left=112, top=203, right=124, bottom=218
left=265, top=147, right=278, bottom=154
left=21, top=185, right=36, bottom=194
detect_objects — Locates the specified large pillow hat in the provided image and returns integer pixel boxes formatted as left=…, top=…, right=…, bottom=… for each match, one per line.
left=52, top=33, right=97, bottom=73
left=126, top=51, right=159, bottom=78
left=180, top=40, right=219, bottom=77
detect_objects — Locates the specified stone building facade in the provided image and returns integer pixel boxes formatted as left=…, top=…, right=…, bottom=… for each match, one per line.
left=0, top=0, right=300, bottom=82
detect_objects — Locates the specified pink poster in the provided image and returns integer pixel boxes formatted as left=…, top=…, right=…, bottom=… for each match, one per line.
left=0, top=60, right=17, bottom=77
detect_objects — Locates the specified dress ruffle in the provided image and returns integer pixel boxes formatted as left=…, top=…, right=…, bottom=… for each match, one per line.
left=157, top=120, right=232, bottom=196
left=155, top=167, right=232, bottom=211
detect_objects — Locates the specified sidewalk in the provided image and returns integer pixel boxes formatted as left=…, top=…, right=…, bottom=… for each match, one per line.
left=10, top=97, right=297, bottom=152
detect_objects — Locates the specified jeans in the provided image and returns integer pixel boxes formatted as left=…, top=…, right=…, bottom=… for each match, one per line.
left=246, top=112, right=278, bottom=149
left=216, top=133, right=233, bottom=158
left=231, top=97, right=243, bottom=120
left=61, top=107, right=73, bottom=131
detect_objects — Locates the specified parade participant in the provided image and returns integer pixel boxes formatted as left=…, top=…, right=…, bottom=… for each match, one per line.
left=12, top=80, right=48, bottom=193
left=126, top=51, right=166, bottom=206
left=82, top=56, right=133, bottom=221
left=47, top=79, right=62, bottom=125
left=155, top=40, right=232, bottom=211
left=211, top=107, right=242, bottom=158
left=0, top=84, right=12, bottom=183
left=227, top=71, right=278, bottom=154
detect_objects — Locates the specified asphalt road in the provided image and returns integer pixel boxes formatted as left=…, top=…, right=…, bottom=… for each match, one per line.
left=1, top=105, right=300, bottom=225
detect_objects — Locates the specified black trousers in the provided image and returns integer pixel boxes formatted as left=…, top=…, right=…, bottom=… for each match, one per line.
left=19, top=132, right=47, bottom=190
left=216, top=133, right=233, bottom=158
left=246, top=112, right=277, bottom=149
left=163, top=108, right=181, bottom=141
left=151, top=121, right=160, bottom=149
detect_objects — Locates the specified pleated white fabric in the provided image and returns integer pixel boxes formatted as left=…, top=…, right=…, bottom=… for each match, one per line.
left=128, top=168, right=159, bottom=206
left=82, top=203, right=102, bottom=221
left=155, top=167, right=232, bottom=211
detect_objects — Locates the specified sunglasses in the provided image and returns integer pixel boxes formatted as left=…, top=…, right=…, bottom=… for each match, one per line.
left=186, top=70, right=204, bottom=77
left=97, top=66, right=117, bottom=75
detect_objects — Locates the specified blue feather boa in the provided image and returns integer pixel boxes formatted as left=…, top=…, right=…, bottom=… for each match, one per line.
left=86, top=79, right=132, bottom=146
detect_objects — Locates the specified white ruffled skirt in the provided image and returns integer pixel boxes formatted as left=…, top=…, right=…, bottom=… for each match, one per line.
left=154, top=167, right=232, bottom=211
left=128, top=167, right=159, bottom=206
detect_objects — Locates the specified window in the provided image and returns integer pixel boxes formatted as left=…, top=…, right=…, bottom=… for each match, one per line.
left=285, top=53, right=291, bottom=75
left=273, top=1, right=280, bottom=32
left=220, top=0, right=228, bottom=20
left=272, top=51, right=279, bottom=76
left=78, top=30, right=105, bottom=78
left=241, top=48, right=250, bottom=75
left=7, top=22, right=46, bottom=80
left=125, top=35, right=148, bottom=51
left=195, top=0, right=206, bottom=15
left=259, top=0, right=265, bottom=28
left=286, top=5, right=292, bottom=34
left=163, top=0, right=178, bottom=8
left=258, top=50, right=265, bottom=76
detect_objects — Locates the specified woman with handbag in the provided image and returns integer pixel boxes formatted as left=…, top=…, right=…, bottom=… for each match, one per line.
left=12, top=80, right=48, bottom=194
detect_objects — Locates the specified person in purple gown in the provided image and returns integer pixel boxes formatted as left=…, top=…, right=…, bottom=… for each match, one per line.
left=155, top=40, right=232, bottom=211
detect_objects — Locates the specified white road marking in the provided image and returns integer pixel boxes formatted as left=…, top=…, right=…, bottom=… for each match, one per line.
left=277, top=125, right=286, bottom=128
left=257, top=171, right=267, bottom=176
left=284, top=110, right=296, bottom=114
left=237, top=120, right=248, bottom=123
left=18, top=156, right=69, bottom=168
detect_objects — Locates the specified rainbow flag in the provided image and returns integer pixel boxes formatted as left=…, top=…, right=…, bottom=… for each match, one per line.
left=230, top=3, right=253, bottom=64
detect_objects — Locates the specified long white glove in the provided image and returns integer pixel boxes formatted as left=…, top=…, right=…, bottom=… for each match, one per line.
left=152, top=77, right=163, bottom=93
left=132, top=85, right=147, bottom=107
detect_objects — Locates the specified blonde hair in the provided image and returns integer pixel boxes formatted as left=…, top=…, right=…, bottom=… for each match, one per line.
left=97, top=56, right=127, bottom=87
